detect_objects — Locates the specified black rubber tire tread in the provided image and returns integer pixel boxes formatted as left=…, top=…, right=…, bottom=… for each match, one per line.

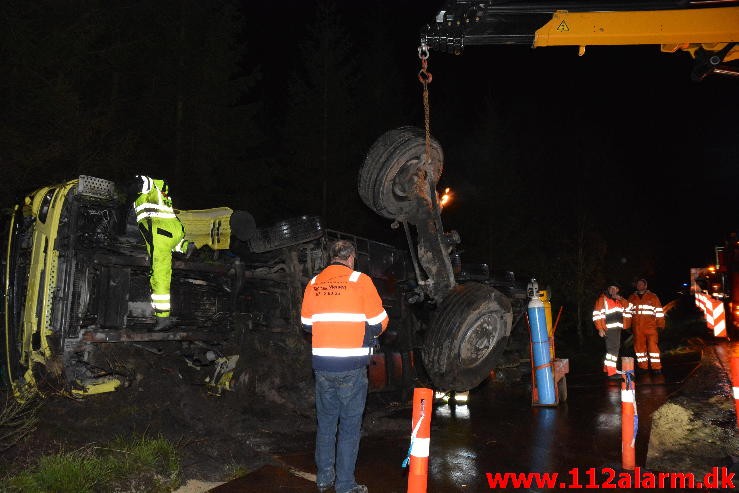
left=248, top=216, right=323, bottom=253
left=421, top=282, right=512, bottom=392
left=358, top=126, right=443, bottom=220
left=230, top=210, right=257, bottom=242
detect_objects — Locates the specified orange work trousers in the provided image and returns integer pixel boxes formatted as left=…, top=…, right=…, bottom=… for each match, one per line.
left=633, top=328, right=661, bottom=370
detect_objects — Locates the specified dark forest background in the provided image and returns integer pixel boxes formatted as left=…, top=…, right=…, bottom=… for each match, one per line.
left=1, top=0, right=736, bottom=341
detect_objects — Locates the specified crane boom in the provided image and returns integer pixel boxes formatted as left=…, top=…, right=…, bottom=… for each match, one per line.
left=422, top=0, right=739, bottom=80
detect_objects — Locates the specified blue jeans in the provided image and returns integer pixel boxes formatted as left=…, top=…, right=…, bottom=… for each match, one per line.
left=314, top=367, right=368, bottom=493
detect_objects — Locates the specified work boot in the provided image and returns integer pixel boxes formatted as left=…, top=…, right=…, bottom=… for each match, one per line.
left=316, top=481, right=334, bottom=492
left=651, top=369, right=662, bottom=375
left=153, top=316, right=175, bottom=332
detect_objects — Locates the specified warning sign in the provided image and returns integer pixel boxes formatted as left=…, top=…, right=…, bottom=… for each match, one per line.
left=557, top=20, right=569, bottom=32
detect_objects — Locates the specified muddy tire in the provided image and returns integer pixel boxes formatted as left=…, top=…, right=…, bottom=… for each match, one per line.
left=421, top=282, right=513, bottom=392
left=358, top=126, right=443, bottom=220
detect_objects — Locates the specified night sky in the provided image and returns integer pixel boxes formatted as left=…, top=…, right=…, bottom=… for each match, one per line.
left=2, top=0, right=736, bottom=304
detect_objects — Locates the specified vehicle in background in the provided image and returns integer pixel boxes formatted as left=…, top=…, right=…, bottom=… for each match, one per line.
left=691, top=232, right=739, bottom=336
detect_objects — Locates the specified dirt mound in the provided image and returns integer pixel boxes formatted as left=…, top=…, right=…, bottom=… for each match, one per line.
left=647, top=341, right=739, bottom=478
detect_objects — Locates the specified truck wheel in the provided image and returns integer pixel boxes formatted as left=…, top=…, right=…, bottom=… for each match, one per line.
left=358, top=126, right=443, bottom=220
left=248, top=215, right=323, bottom=253
left=230, top=210, right=257, bottom=242
left=421, top=282, right=513, bottom=392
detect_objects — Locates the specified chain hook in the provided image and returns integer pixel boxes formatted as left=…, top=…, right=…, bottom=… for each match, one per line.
left=418, top=42, right=430, bottom=60
left=417, top=41, right=432, bottom=85
left=416, top=43, right=432, bottom=166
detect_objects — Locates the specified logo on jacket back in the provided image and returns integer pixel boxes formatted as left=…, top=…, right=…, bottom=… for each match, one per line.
left=312, top=283, right=348, bottom=296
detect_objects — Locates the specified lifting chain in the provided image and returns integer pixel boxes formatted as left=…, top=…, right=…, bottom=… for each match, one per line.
left=417, top=42, right=432, bottom=164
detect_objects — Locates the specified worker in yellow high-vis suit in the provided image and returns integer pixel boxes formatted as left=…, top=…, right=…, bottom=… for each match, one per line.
left=132, top=175, right=194, bottom=331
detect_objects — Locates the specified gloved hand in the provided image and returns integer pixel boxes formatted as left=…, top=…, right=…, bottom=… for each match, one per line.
left=598, top=329, right=606, bottom=338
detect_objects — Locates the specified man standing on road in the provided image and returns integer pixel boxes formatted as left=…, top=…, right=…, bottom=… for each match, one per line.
left=593, top=282, right=632, bottom=380
left=627, top=278, right=666, bottom=375
left=301, top=240, right=388, bottom=493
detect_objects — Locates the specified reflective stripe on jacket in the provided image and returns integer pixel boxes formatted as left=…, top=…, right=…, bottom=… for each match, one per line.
left=301, top=263, right=388, bottom=372
left=592, top=294, right=632, bottom=331
left=134, top=177, right=176, bottom=223
left=627, top=290, right=665, bottom=333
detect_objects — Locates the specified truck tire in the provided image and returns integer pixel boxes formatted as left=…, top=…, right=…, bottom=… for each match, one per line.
left=358, top=126, right=443, bottom=220
left=421, top=282, right=513, bottom=392
left=248, top=215, right=323, bottom=253
left=230, top=210, right=257, bottom=242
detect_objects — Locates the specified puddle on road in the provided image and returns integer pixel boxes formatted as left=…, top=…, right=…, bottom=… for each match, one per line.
left=356, top=355, right=704, bottom=492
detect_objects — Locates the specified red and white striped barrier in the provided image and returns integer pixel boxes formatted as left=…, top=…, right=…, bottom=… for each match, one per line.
left=710, top=298, right=727, bottom=338
left=695, top=292, right=727, bottom=338
left=695, top=292, right=711, bottom=328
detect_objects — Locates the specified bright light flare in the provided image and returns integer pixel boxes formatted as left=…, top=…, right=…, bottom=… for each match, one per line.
left=439, top=187, right=453, bottom=208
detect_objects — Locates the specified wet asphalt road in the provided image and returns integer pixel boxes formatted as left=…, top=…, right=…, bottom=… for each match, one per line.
left=212, top=343, right=721, bottom=493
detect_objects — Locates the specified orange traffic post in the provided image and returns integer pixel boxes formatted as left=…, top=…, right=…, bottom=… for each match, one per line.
left=406, top=387, right=433, bottom=493
left=620, top=357, right=637, bottom=471
left=731, top=356, right=739, bottom=430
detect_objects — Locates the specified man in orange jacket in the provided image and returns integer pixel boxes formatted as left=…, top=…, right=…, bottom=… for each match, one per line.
left=593, top=282, right=632, bottom=379
left=627, top=278, right=665, bottom=375
left=301, top=239, right=388, bottom=493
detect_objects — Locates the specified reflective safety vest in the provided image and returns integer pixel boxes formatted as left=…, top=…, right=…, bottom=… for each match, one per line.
left=134, top=176, right=177, bottom=223
left=592, top=294, right=632, bottom=331
left=626, top=290, right=665, bottom=333
left=301, top=263, right=389, bottom=372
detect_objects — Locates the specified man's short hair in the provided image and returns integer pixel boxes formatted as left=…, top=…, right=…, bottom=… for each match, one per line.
left=330, top=239, right=356, bottom=262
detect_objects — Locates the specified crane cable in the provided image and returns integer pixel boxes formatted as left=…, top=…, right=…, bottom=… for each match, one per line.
left=417, top=42, right=432, bottom=164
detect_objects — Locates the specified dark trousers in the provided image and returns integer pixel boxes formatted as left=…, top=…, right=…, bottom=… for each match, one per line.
left=314, top=367, right=368, bottom=493
left=603, top=328, right=621, bottom=375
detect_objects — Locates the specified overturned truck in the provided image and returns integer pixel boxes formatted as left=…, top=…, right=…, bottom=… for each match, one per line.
left=1, top=127, right=528, bottom=401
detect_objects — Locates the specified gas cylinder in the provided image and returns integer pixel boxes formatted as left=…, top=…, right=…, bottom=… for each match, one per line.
left=528, top=279, right=555, bottom=405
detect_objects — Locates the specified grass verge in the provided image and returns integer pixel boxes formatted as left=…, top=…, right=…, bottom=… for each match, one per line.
left=2, top=433, right=180, bottom=492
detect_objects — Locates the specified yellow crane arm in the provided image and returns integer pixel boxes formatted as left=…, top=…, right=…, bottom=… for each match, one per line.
left=422, top=2, right=739, bottom=80
left=534, top=7, right=739, bottom=60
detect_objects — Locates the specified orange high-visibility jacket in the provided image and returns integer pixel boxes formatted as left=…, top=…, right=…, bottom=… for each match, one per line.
left=592, top=294, right=632, bottom=332
left=301, top=263, right=388, bottom=372
left=627, top=290, right=665, bottom=333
